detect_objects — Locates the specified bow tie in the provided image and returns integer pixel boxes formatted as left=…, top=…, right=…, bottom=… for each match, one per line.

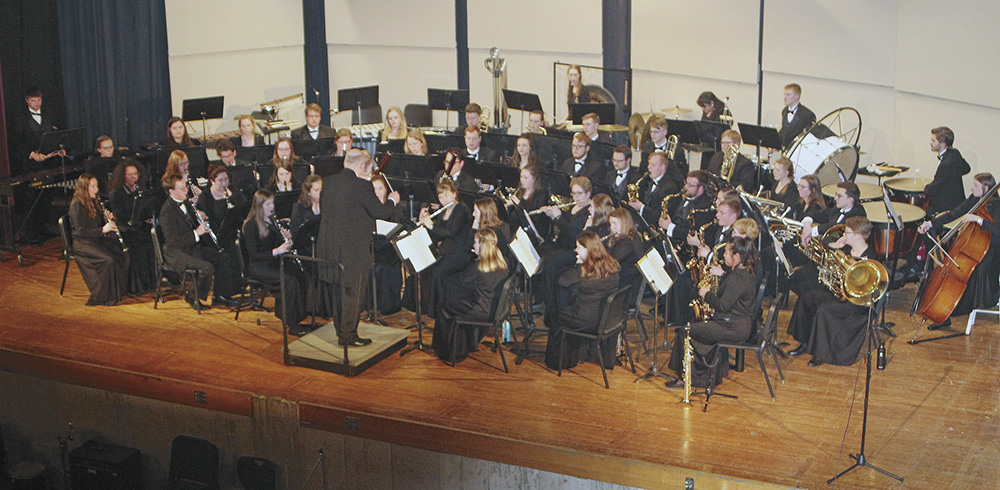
left=575, top=160, right=584, bottom=165
left=309, top=128, right=318, bottom=133
left=937, top=153, right=943, bottom=160
left=618, top=171, right=627, bottom=177
left=30, top=111, right=41, bottom=116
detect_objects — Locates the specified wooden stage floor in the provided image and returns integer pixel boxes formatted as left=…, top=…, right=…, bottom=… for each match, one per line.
left=1, top=241, right=998, bottom=489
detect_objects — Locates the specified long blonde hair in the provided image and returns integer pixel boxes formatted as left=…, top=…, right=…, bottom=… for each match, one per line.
left=244, top=190, right=274, bottom=239
left=476, top=228, right=507, bottom=273
left=381, top=106, right=408, bottom=141
left=71, top=174, right=98, bottom=219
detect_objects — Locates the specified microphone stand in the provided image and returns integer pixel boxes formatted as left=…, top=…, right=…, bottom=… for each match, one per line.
left=827, top=295, right=903, bottom=484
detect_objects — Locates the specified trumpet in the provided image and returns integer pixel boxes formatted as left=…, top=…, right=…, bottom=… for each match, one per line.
left=99, top=199, right=128, bottom=252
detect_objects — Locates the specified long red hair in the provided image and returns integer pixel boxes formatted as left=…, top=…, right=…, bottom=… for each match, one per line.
left=578, top=231, right=619, bottom=279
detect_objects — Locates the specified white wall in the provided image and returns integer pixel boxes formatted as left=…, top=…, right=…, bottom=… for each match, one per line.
left=165, top=0, right=1000, bottom=186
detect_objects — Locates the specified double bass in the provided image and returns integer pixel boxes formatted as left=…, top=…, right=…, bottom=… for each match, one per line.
left=912, top=182, right=1000, bottom=326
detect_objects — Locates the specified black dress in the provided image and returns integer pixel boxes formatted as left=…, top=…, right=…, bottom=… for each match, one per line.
left=668, top=267, right=756, bottom=387
left=290, top=201, right=320, bottom=236
left=786, top=245, right=877, bottom=366
left=196, top=188, right=248, bottom=247
left=432, top=261, right=507, bottom=362
left=422, top=202, right=473, bottom=317
left=609, top=233, right=644, bottom=292
left=68, top=200, right=129, bottom=306
left=108, top=184, right=157, bottom=294
left=544, top=269, right=620, bottom=370
left=243, top=219, right=308, bottom=325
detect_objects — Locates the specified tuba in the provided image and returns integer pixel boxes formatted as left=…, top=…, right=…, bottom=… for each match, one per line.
left=771, top=215, right=889, bottom=306
left=720, top=143, right=739, bottom=182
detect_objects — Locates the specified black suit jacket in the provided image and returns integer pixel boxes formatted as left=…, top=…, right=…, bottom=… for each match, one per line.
left=604, top=166, right=641, bottom=201
left=559, top=155, right=604, bottom=181
left=461, top=146, right=497, bottom=164
left=639, top=176, right=679, bottom=225
left=813, top=205, right=867, bottom=235
left=705, top=152, right=757, bottom=192
left=590, top=131, right=612, bottom=145
left=779, top=104, right=816, bottom=150
left=316, top=169, right=396, bottom=283
left=666, top=192, right=713, bottom=240
left=158, top=198, right=202, bottom=263
left=434, top=169, right=479, bottom=193
left=924, top=148, right=971, bottom=215
left=12, top=111, right=57, bottom=174
left=290, top=124, right=337, bottom=140
left=639, top=139, right=688, bottom=183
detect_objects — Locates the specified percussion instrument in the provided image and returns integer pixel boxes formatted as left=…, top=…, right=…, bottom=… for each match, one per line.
left=861, top=201, right=926, bottom=259
left=822, top=182, right=883, bottom=203
left=661, top=106, right=693, bottom=115
left=7, top=460, right=46, bottom=490
left=884, top=177, right=929, bottom=210
left=786, top=133, right=859, bottom=186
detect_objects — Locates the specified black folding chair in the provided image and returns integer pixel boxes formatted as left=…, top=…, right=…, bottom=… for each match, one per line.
left=718, top=291, right=787, bottom=400
left=558, top=285, right=635, bottom=389
left=233, top=230, right=277, bottom=322
left=57, top=215, right=74, bottom=295
left=151, top=226, right=202, bottom=313
left=450, top=274, right=519, bottom=372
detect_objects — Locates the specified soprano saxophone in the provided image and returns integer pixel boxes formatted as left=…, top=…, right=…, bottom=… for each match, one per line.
left=682, top=324, right=694, bottom=403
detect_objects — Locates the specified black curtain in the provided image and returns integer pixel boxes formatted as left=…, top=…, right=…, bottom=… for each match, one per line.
left=57, top=0, right=171, bottom=151
left=0, top=0, right=67, bottom=174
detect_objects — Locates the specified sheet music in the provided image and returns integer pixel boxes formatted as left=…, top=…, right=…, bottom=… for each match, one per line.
left=770, top=230, right=793, bottom=274
left=510, top=227, right=542, bottom=276
left=637, top=248, right=673, bottom=296
left=396, top=226, right=436, bottom=273
left=376, top=219, right=401, bottom=237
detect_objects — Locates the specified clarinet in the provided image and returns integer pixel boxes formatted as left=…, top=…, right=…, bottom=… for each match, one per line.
left=99, top=199, right=128, bottom=252
left=271, top=212, right=302, bottom=269
left=188, top=199, right=219, bottom=247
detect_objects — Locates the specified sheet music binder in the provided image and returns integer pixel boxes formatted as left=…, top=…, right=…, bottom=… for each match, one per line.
left=393, top=226, right=436, bottom=273
left=637, top=247, right=674, bottom=296
left=509, top=227, right=541, bottom=276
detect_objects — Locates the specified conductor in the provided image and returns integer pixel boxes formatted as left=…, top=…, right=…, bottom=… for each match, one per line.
left=316, top=148, right=400, bottom=346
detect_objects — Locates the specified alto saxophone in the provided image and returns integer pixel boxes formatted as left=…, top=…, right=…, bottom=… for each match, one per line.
left=682, top=324, right=694, bottom=403
left=627, top=172, right=649, bottom=202
left=688, top=220, right=721, bottom=322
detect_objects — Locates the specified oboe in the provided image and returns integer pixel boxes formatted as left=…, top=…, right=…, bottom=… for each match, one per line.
left=99, top=199, right=128, bottom=252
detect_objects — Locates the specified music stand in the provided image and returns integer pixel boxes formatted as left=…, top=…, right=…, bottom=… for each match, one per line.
left=38, top=127, right=86, bottom=191
left=182, top=96, right=225, bottom=140
left=424, top=133, right=465, bottom=155
left=693, top=120, right=729, bottom=152
left=392, top=226, right=438, bottom=356
left=487, top=163, right=521, bottom=191
left=507, top=227, right=544, bottom=364
left=662, top=119, right=702, bottom=150
left=501, top=89, right=543, bottom=133
left=216, top=202, right=250, bottom=247
left=272, top=191, right=298, bottom=220
left=541, top=170, right=572, bottom=198
left=381, top=155, right=442, bottom=182
left=337, top=85, right=379, bottom=124
left=634, top=247, right=676, bottom=384
left=311, top=156, right=344, bottom=177
left=130, top=188, right=165, bottom=227
left=568, top=103, right=615, bottom=125
left=293, top=138, right=336, bottom=160
left=427, top=88, right=470, bottom=131
left=874, top=188, right=905, bottom=338
left=385, top=176, right=438, bottom=222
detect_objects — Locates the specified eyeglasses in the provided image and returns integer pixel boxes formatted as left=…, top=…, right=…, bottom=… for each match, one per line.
left=572, top=143, right=587, bottom=149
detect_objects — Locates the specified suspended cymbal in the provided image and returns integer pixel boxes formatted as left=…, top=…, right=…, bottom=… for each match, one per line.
left=661, top=105, right=693, bottom=115
left=628, top=113, right=647, bottom=149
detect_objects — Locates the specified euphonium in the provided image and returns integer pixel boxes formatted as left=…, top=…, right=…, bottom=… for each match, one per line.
left=666, top=134, right=679, bottom=161
left=627, top=172, right=649, bottom=202
left=720, top=143, right=739, bottom=182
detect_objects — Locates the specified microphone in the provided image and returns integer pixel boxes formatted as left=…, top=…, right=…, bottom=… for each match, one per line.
left=311, top=86, right=320, bottom=102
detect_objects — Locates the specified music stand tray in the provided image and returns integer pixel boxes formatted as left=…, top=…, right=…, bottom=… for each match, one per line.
left=38, top=127, right=86, bottom=155
left=311, top=156, right=345, bottom=177
left=338, top=85, right=379, bottom=113
left=381, top=155, right=442, bottom=182
left=427, top=88, right=470, bottom=113
left=502, top=89, right=542, bottom=112
left=738, top=123, right=782, bottom=150
left=693, top=120, right=730, bottom=151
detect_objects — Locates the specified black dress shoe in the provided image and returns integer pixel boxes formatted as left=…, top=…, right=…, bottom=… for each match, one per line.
left=212, top=295, right=236, bottom=307
left=188, top=298, right=208, bottom=311
left=664, top=377, right=685, bottom=389
left=808, top=357, right=824, bottom=367
left=337, top=335, right=373, bottom=347
left=927, top=318, right=952, bottom=331
left=787, top=344, right=806, bottom=357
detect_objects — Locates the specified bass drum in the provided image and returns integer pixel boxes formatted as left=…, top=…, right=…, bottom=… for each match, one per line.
left=861, top=201, right=926, bottom=259
left=787, top=133, right=859, bottom=187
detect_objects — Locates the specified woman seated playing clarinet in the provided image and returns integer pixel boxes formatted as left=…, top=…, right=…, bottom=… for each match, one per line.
left=433, top=228, right=509, bottom=363
left=197, top=164, right=248, bottom=240
left=544, top=230, right=621, bottom=370
left=108, top=161, right=156, bottom=294
left=666, top=236, right=758, bottom=389
left=785, top=216, right=878, bottom=366
left=68, top=174, right=129, bottom=306
left=242, top=190, right=308, bottom=328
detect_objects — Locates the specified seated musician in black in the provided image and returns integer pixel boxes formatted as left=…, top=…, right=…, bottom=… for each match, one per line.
left=68, top=174, right=129, bottom=306
left=231, top=114, right=264, bottom=148
left=267, top=158, right=299, bottom=194
left=581, top=112, right=612, bottom=145
left=434, top=149, right=479, bottom=193
left=108, top=161, right=156, bottom=294
left=214, top=139, right=257, bottom=197
left=607, top=208, right=644, bottom=292
left=538, top=177, right=593, bottom=320
left=158, top=174, right=238, bottom=309
left=704, top=129, right=757, bottom=192
left=164, top=149, right=203, bottom=201
left=242, top=190, right=308, bottom=327
left=161, top=116, right=201, bottom=147
left=657, top=170, right=713, bottom=245
left=917, top=172, right=1000, bottom=330
left=639, top=116, right=687, bottom=182
left=786, top=217, right=879, bottom=366
left=509, top=133, right=542, bottom=169
left=473, top=197, right=513, bottom=267
left=197, top=165, right=248, bottom=237
left=769, top=157, right=799, bottom=210
left=418, top=179, right=473, bottom=318
left=290, top=175, right=322, bottom=236
left=371, top=174, right=403, bottom=315
left=433, top=228, right=509, bottom=363
left=627, top=152, right=680, bottom=228
left=559, top=132, right=604, bottom=180
left=666, top=236, right=758, bottom=389
left=461, top=125, right=497, bottom=163
left=290, top=104, right=336, bottom=141
left=605, top=145, right=641, bottom=202
left=544, top=231, right=621, bottom=370
left=507, top=165, right=551, bottom=242
left=789, top=181, right=866, bottom=295
left=793, top=174, right=827, bottom=222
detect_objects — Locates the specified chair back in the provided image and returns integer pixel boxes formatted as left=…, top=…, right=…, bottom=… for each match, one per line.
left=150, top=225, right=166, bottom=274
left=58, top=215, right=73, bottom=256
left=404, top=104, right=433, bottom=127
left=236, top=456, right=277, bottom=490
left=168, top=435, right=220, bottom=489
left=597, top=285, right=631, bottom=336
left=756, top=292, right=785, bottom=349
left=489, top=273, right=519, bottom=327
left=748, top=272, right=770, bottom=341
left=234, top=229, right=250, bottom=283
